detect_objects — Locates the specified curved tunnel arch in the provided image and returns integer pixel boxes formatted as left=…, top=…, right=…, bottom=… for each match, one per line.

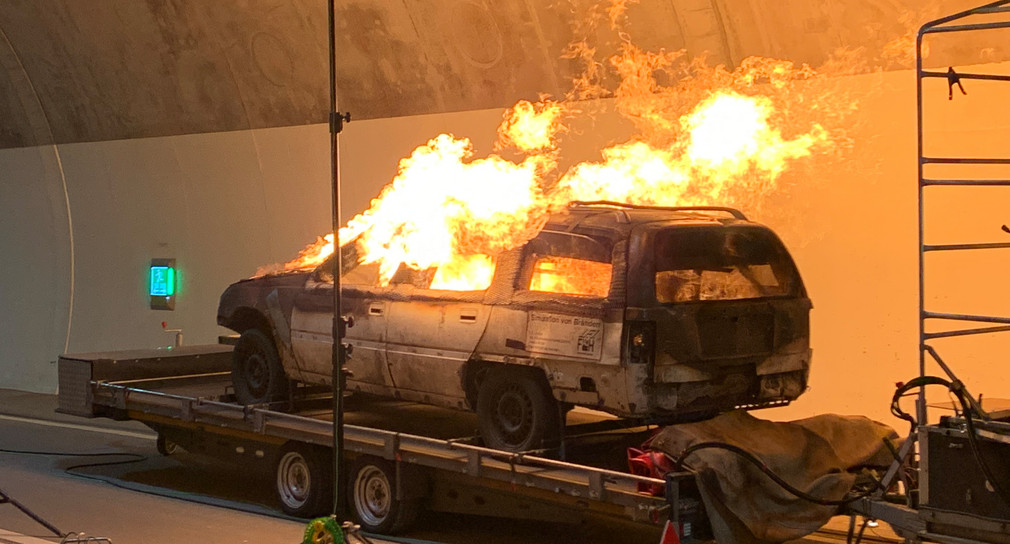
left=1, top=0, right=990, bottom=150
left=0, top=21, right=74, bottom=370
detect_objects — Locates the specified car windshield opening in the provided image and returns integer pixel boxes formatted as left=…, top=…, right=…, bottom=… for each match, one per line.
left=317, top=258, right=380, bottom=286
left=654, top=227, right=797, bottom=303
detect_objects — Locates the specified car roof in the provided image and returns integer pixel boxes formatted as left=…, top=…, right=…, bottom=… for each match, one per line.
left=542, top=201, right=752, bottom=239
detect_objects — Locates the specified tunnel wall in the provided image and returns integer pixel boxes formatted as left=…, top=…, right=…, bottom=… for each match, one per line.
left=0, top=109, right=508, bottom=393
left=4, top=1, right=1010, bottom=428
left=5, top=63, right=1010, bottom=430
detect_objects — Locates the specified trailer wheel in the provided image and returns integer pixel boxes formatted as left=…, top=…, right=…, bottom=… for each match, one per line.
left=233, top=328, right=288, bottom=405
left=477, top=366, right=559, bottom=452
left=275, top=442, right=333, bottom=518
left=348, top=456, right=420, bottom=534
left=156, top=434, right=179, bottom=456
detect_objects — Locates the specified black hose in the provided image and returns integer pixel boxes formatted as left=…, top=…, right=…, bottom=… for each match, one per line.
left=0, top=447, right=144, bottom=458
left=0, top=446, right=147, bottom=474
left=848, top=516, right=869, bottom=544
left=889, top=376, right=950, bottom=435
left=670, top=441, right=881, bottom=507
left=890, top=375, right=1010, bottom=507
left=0, top=486, right=65, bottom=537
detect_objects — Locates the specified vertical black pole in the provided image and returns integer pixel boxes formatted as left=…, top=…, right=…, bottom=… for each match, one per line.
left=327, top=0, right=346, bottom=516
left=915, top=27, right=926, bottom=430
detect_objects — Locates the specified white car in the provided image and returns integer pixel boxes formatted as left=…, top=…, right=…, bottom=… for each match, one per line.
left=217, top=202, right=812, bottom=452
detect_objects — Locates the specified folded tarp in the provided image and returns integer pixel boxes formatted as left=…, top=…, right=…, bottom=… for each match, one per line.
left=647, top=411, right=898, bottom=544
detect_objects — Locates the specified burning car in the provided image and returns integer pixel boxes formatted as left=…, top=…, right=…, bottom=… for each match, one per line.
left=218, top=201, right=811, bottom=452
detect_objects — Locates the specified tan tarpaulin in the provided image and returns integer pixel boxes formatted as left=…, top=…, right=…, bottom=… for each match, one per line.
left=648, top=411, right=898, bottom=544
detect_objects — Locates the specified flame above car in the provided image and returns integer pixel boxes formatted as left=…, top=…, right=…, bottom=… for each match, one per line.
left=273, top=43, right=837, bottom=292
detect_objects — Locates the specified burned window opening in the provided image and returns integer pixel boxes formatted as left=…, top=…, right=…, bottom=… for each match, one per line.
left=315, top=247, right=497, bottom=292
left=387, top=256, right=498, bottom=292
left=520, top=231, right=614, bottom=298
left=654, top=227, right=798, bottom=303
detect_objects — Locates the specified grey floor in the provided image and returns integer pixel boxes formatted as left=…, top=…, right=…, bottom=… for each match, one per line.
left=0, top=389, right=310, bottom=544
left=0, top=389, right=898, bottom=544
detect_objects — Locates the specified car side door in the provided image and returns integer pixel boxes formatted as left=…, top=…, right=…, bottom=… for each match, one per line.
left=290, top=266, right=395, bottom=395
left=384, top=272, right=492, bottom=406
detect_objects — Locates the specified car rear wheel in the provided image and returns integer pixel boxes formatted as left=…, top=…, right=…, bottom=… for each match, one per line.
left=232, top=328, right=288, bottom=405
left=477, top=366, right=560, bottom=452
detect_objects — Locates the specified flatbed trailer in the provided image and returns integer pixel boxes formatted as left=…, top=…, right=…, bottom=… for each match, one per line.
left=56, top=344, right=708, bottom=541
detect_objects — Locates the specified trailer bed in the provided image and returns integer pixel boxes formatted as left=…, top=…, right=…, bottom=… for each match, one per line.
left=56, top=345, right=703, bottom=537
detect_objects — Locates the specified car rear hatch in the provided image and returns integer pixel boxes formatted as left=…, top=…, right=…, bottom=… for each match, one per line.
left=625, top=221, right=811, bottom=395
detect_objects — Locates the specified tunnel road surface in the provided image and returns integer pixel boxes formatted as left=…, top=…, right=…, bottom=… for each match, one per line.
left=0, top=389, right=897, bottom=544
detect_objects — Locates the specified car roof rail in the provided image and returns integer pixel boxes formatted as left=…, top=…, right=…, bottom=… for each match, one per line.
left=568, top=200, right=748, bottom=220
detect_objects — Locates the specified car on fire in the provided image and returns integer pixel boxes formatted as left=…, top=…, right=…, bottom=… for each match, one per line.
left=217, top=201, right=811, bottom=452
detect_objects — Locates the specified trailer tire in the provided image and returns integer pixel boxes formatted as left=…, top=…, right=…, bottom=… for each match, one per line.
left=477, top=366, right=559, bottom=452
left=156, top=434, right=179, bottom=456
left=275, top=442, right=333, bottom=518
left=348, top=456, right=420, bottom=534
left=233, top=328, right=288, bottom=405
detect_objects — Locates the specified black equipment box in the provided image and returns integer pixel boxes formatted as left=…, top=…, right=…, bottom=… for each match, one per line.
left=922, top=417, right=1010, bottom=521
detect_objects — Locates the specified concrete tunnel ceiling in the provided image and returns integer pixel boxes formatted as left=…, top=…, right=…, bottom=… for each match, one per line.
left=0, top=0, right=1004, bottom=150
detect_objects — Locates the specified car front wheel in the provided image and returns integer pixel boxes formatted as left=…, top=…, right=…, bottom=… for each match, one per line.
left=232, top=328, right=288, bottom=405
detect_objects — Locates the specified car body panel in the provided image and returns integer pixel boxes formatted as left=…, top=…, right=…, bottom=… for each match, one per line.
left=385, top=286, right=491, bottom=403
left=290, top=279, right=396, bottom=394
left=218, top=204, right=813, bottom=422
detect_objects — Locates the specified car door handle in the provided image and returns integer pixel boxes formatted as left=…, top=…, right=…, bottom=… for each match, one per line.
left=369, top=303, right=384, bottom=316
left=459, top=311, right=478, bottom=322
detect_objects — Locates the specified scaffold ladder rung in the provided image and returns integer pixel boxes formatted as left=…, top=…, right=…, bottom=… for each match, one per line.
left=923, top=242, right=1010, bottom=251
left=922, top=179, right=1010, bottom=186
left=922, top=157, right=1010, bottom=165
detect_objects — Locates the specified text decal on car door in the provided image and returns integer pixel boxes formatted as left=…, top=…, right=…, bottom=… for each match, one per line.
left=526, top=312, right=604, bottom=360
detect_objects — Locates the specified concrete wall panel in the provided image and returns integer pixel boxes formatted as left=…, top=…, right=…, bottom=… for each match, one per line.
left=50, top=128, right=333, bottom=357
left=0, top=146, right=72, bottom=391
left=3, top=66, right=1010, bottom=427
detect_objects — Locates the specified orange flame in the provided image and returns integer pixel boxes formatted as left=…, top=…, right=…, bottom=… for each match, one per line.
left=430, top=254, right=497, bottom=291
left=497, top=99, right=566, bottom=154
left=273, top=35, right=840, bottom=292
left=334, top=133, right=548, bottom=286
left=530, top=257, right=613, bottom=297
left=683, top=92, right=826, bottom=191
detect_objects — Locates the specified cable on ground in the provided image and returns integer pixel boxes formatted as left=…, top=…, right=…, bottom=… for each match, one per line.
left=670, top=441, right=882, bottom=507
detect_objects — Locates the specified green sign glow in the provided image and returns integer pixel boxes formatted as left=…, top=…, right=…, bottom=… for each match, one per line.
left=150, top=265, right=175, bottom=297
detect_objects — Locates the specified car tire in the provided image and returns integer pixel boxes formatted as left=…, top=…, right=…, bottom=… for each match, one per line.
left=275, top=442, right=333, bottom=518
left=232, top=328, right=288, bottom=405
left=477, top=366, right=560, bottom=452
left=348, top=456, right=421, bottom=534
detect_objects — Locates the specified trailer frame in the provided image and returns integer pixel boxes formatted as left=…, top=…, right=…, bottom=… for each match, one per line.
left=56, top=346, right=708, bottom=540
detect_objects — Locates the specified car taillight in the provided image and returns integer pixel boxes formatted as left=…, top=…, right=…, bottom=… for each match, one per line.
left=626, top=320, right=655, bottom=365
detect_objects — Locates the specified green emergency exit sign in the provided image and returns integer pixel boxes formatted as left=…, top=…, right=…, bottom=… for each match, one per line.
left=150, top=258, right=176, bottom=310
